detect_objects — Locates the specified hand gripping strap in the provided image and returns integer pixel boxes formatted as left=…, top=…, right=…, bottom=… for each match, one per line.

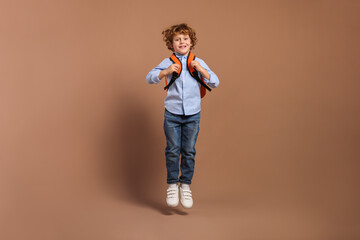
left=187, top=52, right=211, bottom=98
left=164, top=54, right=182, bottom=90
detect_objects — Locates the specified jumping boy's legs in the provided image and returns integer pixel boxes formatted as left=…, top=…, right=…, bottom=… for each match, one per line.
left=164, top=109, right=200, bottom=208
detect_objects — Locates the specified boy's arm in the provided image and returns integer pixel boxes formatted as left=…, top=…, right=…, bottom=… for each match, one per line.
left=146, top=59, right=172, bottom=84
left=192, top=59, right=220, bottom=88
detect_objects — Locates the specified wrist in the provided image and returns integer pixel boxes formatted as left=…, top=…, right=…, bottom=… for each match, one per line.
left=159, top=69, right=168, bottom=80
left=163, top=69, right=170, bottom=75
left=199, top=68, right=210, bottom=80
left=197, top=66, right=205, bottom=74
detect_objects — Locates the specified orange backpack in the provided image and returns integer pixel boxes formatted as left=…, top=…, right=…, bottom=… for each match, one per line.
left=164, top=52, right=211, bottom=98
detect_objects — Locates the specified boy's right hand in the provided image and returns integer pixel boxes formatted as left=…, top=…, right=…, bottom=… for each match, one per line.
left=158, top=63, right=180, bottom=80
left=166, top=63, right=180, bottom=75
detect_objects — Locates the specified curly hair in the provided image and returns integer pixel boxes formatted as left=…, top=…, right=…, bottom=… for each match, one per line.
left=162, top=23, right=197, bottom=51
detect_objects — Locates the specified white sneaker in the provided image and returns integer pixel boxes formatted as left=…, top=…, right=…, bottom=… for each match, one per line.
left=180, top=187, right=193, bottom=209
left=166, top=185, right=179, bottom=207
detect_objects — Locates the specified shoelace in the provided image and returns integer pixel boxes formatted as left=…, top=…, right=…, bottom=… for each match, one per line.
left=167, top=188, right=178, bottom=199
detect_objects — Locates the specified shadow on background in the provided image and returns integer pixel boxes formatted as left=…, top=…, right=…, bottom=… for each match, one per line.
left=106, top=94, right=187, bottom=215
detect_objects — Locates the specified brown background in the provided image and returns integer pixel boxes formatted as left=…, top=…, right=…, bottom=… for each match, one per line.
left=1, top=0, right=360, bottom=239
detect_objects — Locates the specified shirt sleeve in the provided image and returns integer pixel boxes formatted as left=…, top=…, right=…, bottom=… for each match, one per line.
left=197, top=58, right=220, bottom=88
left=146, top=58, right=171, bottom=84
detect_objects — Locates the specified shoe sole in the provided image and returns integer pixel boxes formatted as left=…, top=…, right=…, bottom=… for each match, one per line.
left=180, top=200, right=193, bottom=209
left=166, top=201, right=179, bottom=207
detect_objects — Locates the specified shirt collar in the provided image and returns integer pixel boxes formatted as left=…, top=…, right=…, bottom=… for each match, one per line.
left=174, top=52, right=190, bottom=59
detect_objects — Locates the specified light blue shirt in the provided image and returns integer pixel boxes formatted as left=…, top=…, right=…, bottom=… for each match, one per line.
left=146, top=52, right=220, bottom=115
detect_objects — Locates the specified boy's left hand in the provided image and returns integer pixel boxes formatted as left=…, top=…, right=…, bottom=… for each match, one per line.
left=190, top=60, right=202, bottom=71
left=190, top=60, right=210, bottom=80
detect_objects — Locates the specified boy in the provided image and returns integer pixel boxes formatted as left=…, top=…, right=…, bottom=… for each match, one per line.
left=146, top=23, right=219, bottom=208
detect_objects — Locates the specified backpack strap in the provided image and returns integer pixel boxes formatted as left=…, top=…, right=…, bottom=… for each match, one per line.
left=187, top=52, right=211, bottom=98
left=164, top=53, right=182, bottom=90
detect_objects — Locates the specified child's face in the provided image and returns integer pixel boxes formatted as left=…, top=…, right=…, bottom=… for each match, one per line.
left=172, top=33, right=192, bottom=55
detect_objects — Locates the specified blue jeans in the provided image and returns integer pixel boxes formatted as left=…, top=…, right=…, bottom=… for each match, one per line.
left=164, top=109, right=200, bottom=184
